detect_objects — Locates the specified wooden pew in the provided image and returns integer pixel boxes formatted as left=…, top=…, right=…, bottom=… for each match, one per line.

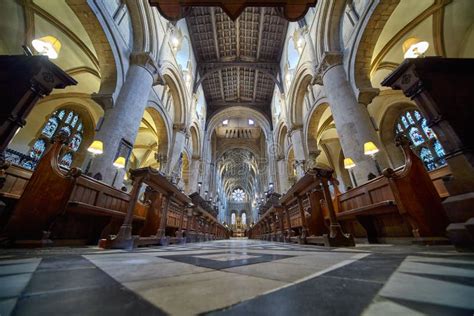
left=334, top=135, right=449, bottom=243
left=250, top=169, right=354, bottom=247
left=1, top=134, right=145, bottom=246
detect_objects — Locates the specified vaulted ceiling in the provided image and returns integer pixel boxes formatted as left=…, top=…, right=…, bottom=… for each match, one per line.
left=186, top=7, right=288, bottom=121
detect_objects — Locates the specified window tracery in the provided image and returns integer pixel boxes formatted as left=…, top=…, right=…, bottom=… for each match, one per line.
left=27, top=108, right=85, bottom=170
left=395, top=109, right=446, bottom=171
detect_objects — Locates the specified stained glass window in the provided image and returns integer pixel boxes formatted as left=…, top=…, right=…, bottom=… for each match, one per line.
left=71, top=115, right=79, bottom=128
left=65, top=111, right=74, bottom=124
left=409, top=127, right=424, bottom=146
left=421, top=119, right=435, bottom=139
left=69, top=134, right=82, bottom=152
left=414, top=110, right=422, bottom=121
left=395, top=109, right=446, bottom=171
left=242, top=213, right=247, bottom=225
left=29, top=139, right=46, bottom=160
left=401, top=116, right=409, bottom=128
left=59, top=152, right=73, bottom=169
left=420, top=148, right=436, bottom=171
left=26, top=108, right=86, bottom=170
left=41, top=117, right=59, bottom=138
left=231, top=213, right=236, bottom=225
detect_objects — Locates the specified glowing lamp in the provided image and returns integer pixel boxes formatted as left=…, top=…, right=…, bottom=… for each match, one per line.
left=113, top=156, right=126, bottom=169
left=32, top=36, right=61, bottom=59
left=402, top=37, right=429, bottom=59
left=343, top=158, right=356, bottom=169
left=87, top=140, right=104, bottom=155
left=364, top=142, right=379, bottom=156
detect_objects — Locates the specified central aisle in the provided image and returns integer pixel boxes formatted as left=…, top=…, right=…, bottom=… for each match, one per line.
left=1, top=240, right=473, bottom=315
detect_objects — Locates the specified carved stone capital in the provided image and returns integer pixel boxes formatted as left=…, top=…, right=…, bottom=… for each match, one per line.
left=130, top=52, right=163, bottom=85
left=288, top=124, right=303, bottom=136
left=173, top=123, right=187, bottom=134
left=315, top=51, right=343, bottom=81
left=91, top=93, right=114, bottom=110
left=357, top=87, right=380, bottom=106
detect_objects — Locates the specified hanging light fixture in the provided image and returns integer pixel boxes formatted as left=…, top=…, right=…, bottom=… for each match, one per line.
left=32, top=36, right=62, bottom=59
left=402, top=37, right=429, bottom=59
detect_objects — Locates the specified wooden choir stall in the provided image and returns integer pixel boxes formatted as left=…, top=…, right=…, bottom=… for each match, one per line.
left=0, top=134, right=227, bottom=248
left=248, top=136, right=451, bottom=245
left=250, top=168, right=355, bottom=247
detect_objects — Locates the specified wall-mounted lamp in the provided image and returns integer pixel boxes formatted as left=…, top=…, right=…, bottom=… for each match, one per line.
left=363, top=141, right=382, bottom=175
left=197, top=181, right=202, bottom=194
left=85, top=140, right=103, bottom=175
left=343, top=157, right=358, bottom=187
left=112, top=156, right=126, bottom=186
left=402, top=37, right=429, bottom=59
left=32, top=36, right=61, bottom=59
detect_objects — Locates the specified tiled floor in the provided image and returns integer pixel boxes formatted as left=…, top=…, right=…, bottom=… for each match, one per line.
left=0, top=239, right=473, bottom=315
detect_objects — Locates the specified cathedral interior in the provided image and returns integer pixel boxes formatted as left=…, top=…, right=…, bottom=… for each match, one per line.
left=0, top=0, right=473, bottom=315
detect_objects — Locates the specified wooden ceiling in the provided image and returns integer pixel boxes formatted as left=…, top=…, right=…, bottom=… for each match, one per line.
left=187, top=7, right=288, bottom=120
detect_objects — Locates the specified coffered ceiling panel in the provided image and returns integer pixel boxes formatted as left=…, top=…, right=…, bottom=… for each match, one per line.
left=186, top=7, right=288, bottom=120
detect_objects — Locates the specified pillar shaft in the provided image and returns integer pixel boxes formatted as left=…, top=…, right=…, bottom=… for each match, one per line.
left=318, top=52, right=387, bottom=184
left=91, top=52, right=158, bottom=186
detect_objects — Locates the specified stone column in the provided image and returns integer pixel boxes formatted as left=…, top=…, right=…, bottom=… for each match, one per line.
left=166, top=125, right=187, bottom=177
left=289, top=126, right=306, bottom=179
left=189, top=156, right=201, bottom=193
left=91, top=52, right=159, bottom=186
left=276, top=155, right=289, bottom=193
left=316, top=52, right=388, bottom=184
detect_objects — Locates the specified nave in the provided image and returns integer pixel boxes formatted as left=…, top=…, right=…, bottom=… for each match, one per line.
left=1, top=239, right=474, bottom=315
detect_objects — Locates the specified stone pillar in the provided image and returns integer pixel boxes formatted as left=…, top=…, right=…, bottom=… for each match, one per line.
left=189, top=156, right=201, bottom=193
left=167, top=125, right=187, bottom=176
left=277, top=155, right=289, bottom=193
left=91, top=52, right=159, bottom=186
left=289, top=126, right=306, bottom=178
left=316, top=52, right=388, bottom=184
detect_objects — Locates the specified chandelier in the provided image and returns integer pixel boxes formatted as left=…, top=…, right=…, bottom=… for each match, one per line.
left=232, top=188, right=245, bottom=202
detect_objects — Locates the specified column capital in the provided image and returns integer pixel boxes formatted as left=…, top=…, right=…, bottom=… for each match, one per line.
left=91, top=93, right=114, bottom=110
left=357, top=87, right=380, bottom=106
left=288, top=124, right=303, bottom=136
left=315, top=51, right=343, bottom=82
left=173, top=123, right=187, bottom=133
left=130, top=52, right=163, bottom=85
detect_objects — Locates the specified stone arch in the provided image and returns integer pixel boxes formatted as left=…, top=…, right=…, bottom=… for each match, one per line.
left=206, top=106, right=272, bottom=142
left=304, top=101, right=330, bottom=156
left=275, top=122, right=288, bottom=158
left=287, top=64, right=314, bottom=127
left=67, top=0, right=123, bottom=99
left=189, top=124, right=201, bottom=159
left=126, top=0, right=159, bottom=57
left=348, top=0, right=400, bottom=92
left=130, top=106, right=169, bottom=170
left=162, top=62, right=188, bottom=126
left=379, top=101, right=417, bottom=168
left=317, top=0, right=347, bottom=54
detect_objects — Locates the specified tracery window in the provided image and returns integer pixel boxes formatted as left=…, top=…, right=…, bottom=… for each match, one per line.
left=395, top=109, right=446, bottom=171
left=231, top=213, right=236, bottom=225
left=27, top=108, right=85, bottom=170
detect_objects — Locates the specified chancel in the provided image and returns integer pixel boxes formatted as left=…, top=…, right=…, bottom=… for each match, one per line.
left=0, top=0, right=473, bottom=315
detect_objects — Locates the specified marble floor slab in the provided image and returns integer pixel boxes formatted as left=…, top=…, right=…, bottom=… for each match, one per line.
left=0, top=240, right=473, bottom=315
